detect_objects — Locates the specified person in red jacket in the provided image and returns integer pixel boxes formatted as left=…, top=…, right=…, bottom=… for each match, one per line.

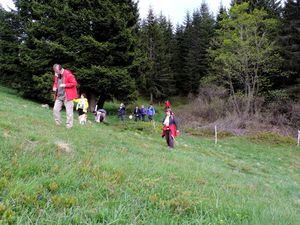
left=161, top=108, right=179, bottom=149
left=52, top=64, right=78, bottom=128
left=165, top=100, right=171, bottom=110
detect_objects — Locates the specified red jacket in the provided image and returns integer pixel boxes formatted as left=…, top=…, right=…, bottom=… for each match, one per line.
left=53, top=69, right=78, bottom=101
left=165, top=100, right=171, bottom=108
left=161, top=115, right=179, bottom=138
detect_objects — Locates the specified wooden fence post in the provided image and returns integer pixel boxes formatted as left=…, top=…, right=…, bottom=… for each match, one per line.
left=215, top=125, right=218, bottom=145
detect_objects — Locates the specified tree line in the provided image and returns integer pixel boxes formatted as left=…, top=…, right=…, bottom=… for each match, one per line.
left=0, top=0, right=299, bottom=111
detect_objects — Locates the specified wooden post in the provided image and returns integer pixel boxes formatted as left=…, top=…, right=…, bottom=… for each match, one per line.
left=152, top=120, right=156, bottom=130
left=298, top=130, right=300, bottom=147
left=215, top=125, right=218, bottom=145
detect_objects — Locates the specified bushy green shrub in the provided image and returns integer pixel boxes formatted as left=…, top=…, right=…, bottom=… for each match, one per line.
left=249, top=132, right=296, bottom=145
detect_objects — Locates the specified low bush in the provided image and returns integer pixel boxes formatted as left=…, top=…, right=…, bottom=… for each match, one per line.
left=249, top=132, right=296, bottom=145
left=176, top=85, right=300, bottom=137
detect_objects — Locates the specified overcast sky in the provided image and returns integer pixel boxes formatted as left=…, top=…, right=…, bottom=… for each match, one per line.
left=138, top=0, right=232, bottom=25
left=1, top=0, right=232, bottom=25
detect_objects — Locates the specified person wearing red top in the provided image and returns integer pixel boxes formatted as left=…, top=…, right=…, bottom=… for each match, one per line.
left=165, top=100, right=171, bottom=109
left=52, top=64, right=78, bottom=128
left=161, top=108, right=179, bottom=148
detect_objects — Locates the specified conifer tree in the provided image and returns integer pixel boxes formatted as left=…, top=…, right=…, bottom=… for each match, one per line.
left=15, top=0, right=139, bottom=106
left=139, top=9, right=175, bottom=101
left=216, top=3, right=227, bottom=30
left=230, top=0, right=282, bottom=17
left=173, top=12, right=192, bottom=95
left=184, top=3, right=215, bottom=94
left=280, top=0, right=300, bottom=100
left=0, top=6, right=21, bottom=88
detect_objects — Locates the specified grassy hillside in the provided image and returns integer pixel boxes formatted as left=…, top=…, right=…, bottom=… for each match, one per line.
left=0, top=86, right=300, bottom=224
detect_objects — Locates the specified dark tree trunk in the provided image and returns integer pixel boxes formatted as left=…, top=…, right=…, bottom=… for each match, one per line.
left=88, top=93, right=97, bottom=112
left=97, top=94, right=106, bottom=109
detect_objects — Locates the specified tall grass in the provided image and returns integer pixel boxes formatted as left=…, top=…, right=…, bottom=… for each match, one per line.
left=0, top=86, right=299, bottom=224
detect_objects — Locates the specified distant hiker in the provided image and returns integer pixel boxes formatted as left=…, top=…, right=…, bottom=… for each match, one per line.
left=118, top=103, right=126, bottom=121
left=74, top=93, right=89, bottom=125
left=140, top=105, right=147, bottom=121
left=165, top=100, right=171, bottom=109
left=133, top=106, right=141, bottom=122
left=164, top=100, right=174, bottom=115
left=52, top=64, right=78, bottom=128
left=147, top=103, right=155, bottom=121
left=162, top=108, right=179, bottom=149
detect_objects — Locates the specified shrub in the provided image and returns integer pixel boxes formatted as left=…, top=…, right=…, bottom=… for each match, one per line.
left=249, top=132, right=296, bottom=145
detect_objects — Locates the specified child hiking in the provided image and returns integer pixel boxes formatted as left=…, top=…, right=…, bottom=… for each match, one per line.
left=75, top=94, right=89, bottom=124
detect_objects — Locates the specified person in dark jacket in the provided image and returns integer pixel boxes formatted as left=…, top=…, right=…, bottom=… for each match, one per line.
left=118, top=103, right=126, bottom=121
left=133, top=106, right=141, bottom=122
left=161, top=108, right=179, bottom=148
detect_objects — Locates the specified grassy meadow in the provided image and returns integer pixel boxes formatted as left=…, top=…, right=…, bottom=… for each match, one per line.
left=0, top=86, right=300, bottom=224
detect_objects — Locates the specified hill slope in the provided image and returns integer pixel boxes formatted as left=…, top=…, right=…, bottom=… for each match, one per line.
left=0, top=86, right=300, bottom=224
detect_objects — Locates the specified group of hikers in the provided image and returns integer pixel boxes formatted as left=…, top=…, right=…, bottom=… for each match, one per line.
left=51, top=64, right=179, bottom=148
left=118, top=103, right=155, bottom=122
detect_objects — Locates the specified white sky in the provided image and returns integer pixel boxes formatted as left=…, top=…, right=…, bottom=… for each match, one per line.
left=1, top=0, right=231, bottom=25
left=138, top=0, right=232, bottom=25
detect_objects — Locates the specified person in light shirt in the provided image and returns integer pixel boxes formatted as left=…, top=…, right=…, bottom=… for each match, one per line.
left=161, top=108, right=179, bottom=149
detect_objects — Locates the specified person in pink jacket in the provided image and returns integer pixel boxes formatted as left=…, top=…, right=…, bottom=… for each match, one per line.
left=52, top=64, right=78, bottom=128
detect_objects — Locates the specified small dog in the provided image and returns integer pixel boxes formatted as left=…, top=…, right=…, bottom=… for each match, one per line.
left=79, top=114, right=87, bottom=125
left=41, top=104, right=49, bottom=109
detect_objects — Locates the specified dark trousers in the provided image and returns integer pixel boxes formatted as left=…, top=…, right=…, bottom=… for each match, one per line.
left=165, top=130, right=174, bottom=148
left=141, top=115, right=146, bottom=121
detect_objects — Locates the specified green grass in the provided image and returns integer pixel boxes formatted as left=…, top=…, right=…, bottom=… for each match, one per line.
left=0, top=86, right=300, bottom=224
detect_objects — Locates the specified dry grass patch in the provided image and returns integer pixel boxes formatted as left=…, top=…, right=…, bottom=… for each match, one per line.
left=55, top=141, right=73, bottom=154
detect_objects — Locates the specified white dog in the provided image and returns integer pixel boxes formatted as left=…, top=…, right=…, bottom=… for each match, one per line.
left=79, top=114, right=87, bottom=125
left=41, top=104, right=49, bottom=109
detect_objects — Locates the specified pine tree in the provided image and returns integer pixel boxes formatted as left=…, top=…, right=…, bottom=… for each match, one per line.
left=172, top=5, right=215, bottom=96
left=216, top=3, right=227, bottom=30
left=173, top=11, right=192, bottom=95
left=280, top=0, right=300, bottom=100
left=15, top=0, right=139, bottom=106
left=184, top=3, right=215, bottom=94
left=171, top=24, right=185, bottom=95
left=230, top=0, right=282, bottom=17
left=139, top=8, right=175, bottom=101
left=0, top=6, right=21, bottom=88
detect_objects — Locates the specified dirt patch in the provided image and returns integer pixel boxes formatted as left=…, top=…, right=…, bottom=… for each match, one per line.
left=55, top=141, right=73, bottom=154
